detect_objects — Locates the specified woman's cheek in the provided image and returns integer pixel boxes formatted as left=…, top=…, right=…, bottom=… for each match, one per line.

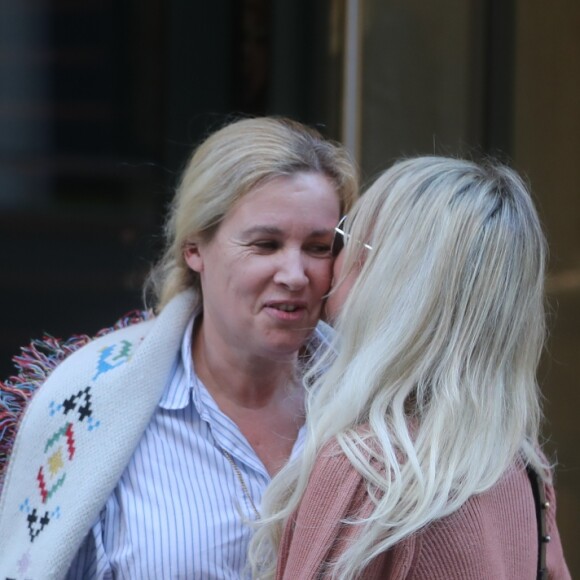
left=313, top=259, right=335, bottom=297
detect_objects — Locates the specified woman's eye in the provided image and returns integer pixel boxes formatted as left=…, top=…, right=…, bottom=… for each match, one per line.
left=252, top=240, right=280, bottom=251
left=307, top=243, right=332, bottom=256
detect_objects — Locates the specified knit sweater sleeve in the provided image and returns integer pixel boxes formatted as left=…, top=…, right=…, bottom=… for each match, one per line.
left=276, top=444, right=364, bottom=579
left=276, top=442, right=412, bottom=579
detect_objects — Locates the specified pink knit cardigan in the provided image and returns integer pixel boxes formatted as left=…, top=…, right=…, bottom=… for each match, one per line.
left=277, top=444, right=571, bottom=579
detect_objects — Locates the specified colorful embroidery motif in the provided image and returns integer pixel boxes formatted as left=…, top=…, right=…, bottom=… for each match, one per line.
left=19, top=386, right=102, bottom=542
left=37, top=466, right=66, bottom=504
left=44, top=422, right=75, bottom=457
left=62, top=387, right=93, bottom=422
left=49, top=387, right=99, bottom=432
left=17, top=549, right=31, bottom=574
left=93, top=339, right=134, bottom=381
left=26, top=508, right=51, bottom=542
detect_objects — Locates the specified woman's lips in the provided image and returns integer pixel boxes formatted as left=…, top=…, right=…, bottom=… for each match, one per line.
left=264, top=302, right=307, bottom=322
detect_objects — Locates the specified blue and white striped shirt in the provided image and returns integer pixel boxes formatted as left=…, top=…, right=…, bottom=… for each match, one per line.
left=66, top=316, right=307, bottom=579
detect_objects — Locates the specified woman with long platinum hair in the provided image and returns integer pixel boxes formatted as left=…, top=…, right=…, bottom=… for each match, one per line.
left=250, top=156, right=570, bottom=579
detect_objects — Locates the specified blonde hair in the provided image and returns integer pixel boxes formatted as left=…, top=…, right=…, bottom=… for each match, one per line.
left=250, top=156, right=549, bottom=579
left=145, top=116, right=358, bottom=311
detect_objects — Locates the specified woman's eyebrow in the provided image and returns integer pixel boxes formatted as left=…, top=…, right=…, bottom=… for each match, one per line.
left=241, top=225, right=283, bottom=237
left=240, top=225, right=335, bottom=237
left=309, top=228, right=335, bottom=237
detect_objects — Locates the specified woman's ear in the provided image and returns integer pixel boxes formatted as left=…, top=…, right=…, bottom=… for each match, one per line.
left=184, top=242, right=204, bottom=273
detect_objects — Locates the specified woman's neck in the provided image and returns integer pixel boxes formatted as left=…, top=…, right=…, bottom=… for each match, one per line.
left=191, top=321, right=299, bottom=409
left=192, top=321, right=306, bottom=475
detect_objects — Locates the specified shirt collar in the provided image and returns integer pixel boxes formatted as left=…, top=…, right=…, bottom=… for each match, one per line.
left=157, top=312, right=234, bottom=422
left=158, top=313, right=197, bottom=410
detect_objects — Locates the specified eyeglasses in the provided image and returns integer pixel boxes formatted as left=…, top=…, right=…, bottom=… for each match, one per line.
left=331, top=216, right=373, bottom=257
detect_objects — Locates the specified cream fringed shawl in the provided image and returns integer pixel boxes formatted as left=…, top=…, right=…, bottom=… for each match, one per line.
left=0, top=290, right=196, bottom=580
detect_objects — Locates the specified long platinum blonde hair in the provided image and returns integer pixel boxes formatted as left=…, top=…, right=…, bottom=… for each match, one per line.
left=145, top=116, right=358, bottom=312
left=250, top=156, right=549, bottom=579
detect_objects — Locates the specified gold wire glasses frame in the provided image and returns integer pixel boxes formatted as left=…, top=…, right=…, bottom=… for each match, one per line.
left=331, top=216, right=373, bottom=257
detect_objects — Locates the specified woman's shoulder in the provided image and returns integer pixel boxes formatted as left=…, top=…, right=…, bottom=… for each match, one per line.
left=0, top=309, right=152, bottom=486
left=3, top=309, right=153, bottom=390
left=308, top=430, right=381, bottom=497
left=300, top=438, right=361, bottom=503
left=408, top=458, right=570, bottom=580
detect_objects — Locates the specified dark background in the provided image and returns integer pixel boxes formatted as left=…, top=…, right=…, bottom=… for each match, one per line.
left=0, top=0, right=340, bottom=374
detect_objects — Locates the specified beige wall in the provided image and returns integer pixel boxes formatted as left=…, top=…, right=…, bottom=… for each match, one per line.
left=360, top=0, right=484, bottom=180
left=358, top=0, right=580, bottom=574
left=514, top=0, right=580, bottom=574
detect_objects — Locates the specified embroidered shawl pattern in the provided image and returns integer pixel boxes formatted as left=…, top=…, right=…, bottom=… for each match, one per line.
left=0, top=291, right=196, bottom=580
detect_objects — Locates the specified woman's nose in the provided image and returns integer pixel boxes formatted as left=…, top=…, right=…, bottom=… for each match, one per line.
left=273, top=250, right=309, bottom=290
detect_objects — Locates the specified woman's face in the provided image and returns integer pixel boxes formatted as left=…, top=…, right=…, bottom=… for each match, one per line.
left=185, top=172, right=341, bottom=361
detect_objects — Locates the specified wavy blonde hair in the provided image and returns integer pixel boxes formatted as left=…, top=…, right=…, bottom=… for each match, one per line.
left=250, top=156, right=549, bottom=579
left=145, top=116, right=358, bottom=312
